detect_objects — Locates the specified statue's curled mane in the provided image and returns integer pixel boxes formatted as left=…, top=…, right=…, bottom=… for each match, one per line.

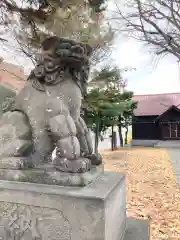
left=27, top=37, right=92, bottom=96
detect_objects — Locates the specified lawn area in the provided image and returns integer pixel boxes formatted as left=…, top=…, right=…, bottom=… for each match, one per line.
left=101, top=148, right=180, bottom=240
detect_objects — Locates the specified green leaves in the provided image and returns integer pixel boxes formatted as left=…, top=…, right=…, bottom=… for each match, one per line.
left=82, top=65, right=137, bottom=149
left=83, top=87, right=125, bottom=115
left=89, top=66, right=122, bottom=88
left=83, top=87, right=129, bottom=133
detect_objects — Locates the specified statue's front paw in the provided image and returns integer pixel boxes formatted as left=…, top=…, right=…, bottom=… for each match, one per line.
left=53, top=157, right=91, bottom=173
left=86, top=153, right=102, bottom=166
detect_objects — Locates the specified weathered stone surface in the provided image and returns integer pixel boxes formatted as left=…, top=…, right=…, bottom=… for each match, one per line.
left=0, top=111, right=31, bottom=140
left=56, top=136, right=80, bottom=159
left=0, top=164, right=103, bottom=186
left=124, top=218, right=150, bottom=240
left=0, top=157, right=32, bottom=170
left=0, top=137, right=32, bottom=158
left=0, top=204, right=71, bottom=239
left=53, top=157, right=92, bottom=173
left=0, top=112, right=32, bottom=162
left=76, top=117, right=93, bottom=156
left=105, top=177, right=126, bottom=240
left=49, top=114, right=77, bottom=138
left=0, top=84, right=16, bottom=114
left=0, top=172, right=125, bottom=240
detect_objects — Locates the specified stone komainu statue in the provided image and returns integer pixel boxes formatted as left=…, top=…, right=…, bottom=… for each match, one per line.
left=0, top=37, right=101, bottom=173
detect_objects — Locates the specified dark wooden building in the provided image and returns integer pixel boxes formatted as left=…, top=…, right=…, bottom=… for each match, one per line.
left=132, top=93, right=180, bottom=146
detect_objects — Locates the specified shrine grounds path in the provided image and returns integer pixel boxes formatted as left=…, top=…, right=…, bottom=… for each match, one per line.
left=101, top=148, right=180, bottom=240
left=167, top=149, right=180, bottom=186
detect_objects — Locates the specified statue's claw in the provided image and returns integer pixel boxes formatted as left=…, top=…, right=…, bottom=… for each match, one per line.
left=85, top=153, right=102, bottom=166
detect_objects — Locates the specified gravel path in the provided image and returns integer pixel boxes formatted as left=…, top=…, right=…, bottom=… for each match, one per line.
left=167, top=149, right=180, bottom=186
left=102, top=148, right=180, bottom=239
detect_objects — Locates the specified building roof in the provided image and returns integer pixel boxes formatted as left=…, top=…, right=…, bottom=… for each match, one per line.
left=0, top=58, right=26, bottom=92
left=132, top=93, right=180, bottom=116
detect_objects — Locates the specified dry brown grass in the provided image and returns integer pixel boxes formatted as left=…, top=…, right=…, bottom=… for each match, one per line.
left=101, top=148, right=180, bottom=240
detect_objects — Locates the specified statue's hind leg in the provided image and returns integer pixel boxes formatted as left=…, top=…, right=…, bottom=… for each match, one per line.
left=49, top=114, right=92, bottom=173
left=75, top=117, right=93, bottom=156
left=0, top=111, right=33, bottom=169
left=75, top=117, right=102, bottom=165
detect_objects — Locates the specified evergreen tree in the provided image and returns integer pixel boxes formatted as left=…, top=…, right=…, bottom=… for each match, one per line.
left=83, top=87, right=126, bottom=153
left=87, top=65, right=137, bottom=148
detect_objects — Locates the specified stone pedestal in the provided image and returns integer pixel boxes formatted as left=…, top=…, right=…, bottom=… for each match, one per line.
left=0, top=172, right=126, bottom=240
left=0, top=164, right=103, bottom=187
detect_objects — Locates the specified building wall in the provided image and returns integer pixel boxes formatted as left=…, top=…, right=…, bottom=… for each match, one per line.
left=132, top=115, right=160, bottom=140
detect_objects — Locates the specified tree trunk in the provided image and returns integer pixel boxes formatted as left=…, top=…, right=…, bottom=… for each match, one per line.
left=118, top=117, right=123, bottom=147
left=111, top=125, right=114, bottom=151
left=125, top=127, right=128, bottom=145
left=94, top=119, right=100, bottom=154
left=113, top=131, right=117, bottom=150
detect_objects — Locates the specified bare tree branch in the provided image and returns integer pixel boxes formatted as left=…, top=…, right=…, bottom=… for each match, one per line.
left=0, top=37, right=7, bottom=42
left=113, top=0, right=180, bottom=61
left=0, top=0, right=112, bottom=66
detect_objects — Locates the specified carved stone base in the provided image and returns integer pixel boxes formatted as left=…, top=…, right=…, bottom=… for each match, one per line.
left=52, top=157, right=92, bottom=173
left=0, top=157, right=33, bottom=169
left=0, top=172, right=126, bottom=240
left=0, top=164, right=103, bottom=186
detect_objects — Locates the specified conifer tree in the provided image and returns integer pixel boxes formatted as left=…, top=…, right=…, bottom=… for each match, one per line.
left=85, top=65, right=137, bottom=150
